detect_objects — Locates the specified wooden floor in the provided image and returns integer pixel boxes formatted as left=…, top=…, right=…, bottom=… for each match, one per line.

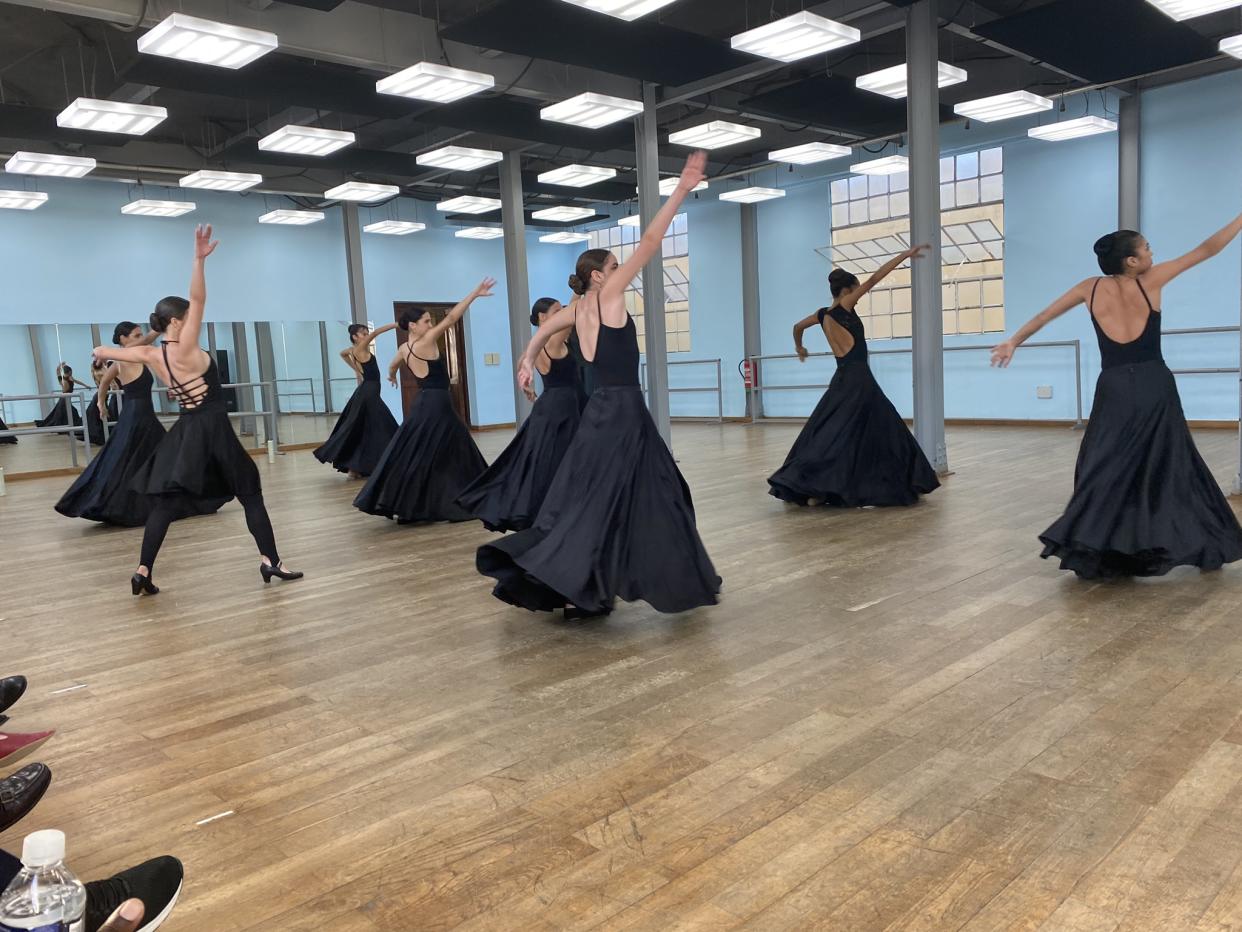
left=4, top=423, right=1242, bottom=931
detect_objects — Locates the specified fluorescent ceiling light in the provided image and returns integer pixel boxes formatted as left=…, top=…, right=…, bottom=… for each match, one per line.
left=57, top=98, right=166, bottom=136
left=537, top=164, right=618, bottom=187
left=363, top=220, right=426, bottom=235
left=540, top=92, right=643, bottom=128
left=436, top=195, right=501, bottom=214
left=324, top=182, right=398, bottom=203
left=377, top=62, right=494, bottom=103
left=1028, top=115, right=1118, bottom=142
left=1145, top=0, right=1242, bottom=20
left=555, top=0, right=681, bottom=21
left=656, top=177, right=708, bottom=195
left=855, top=61, right=968, bottom=99
left=731, top=12, right=860, bottom=63
left=178, top=169, right=262, bottom=191
left=455, top=226, right=504, bottom=239
left=0, top=190, right=49, bottom=210
left=259, top=209, right=324, bottom=225
left=258, top=125, right=354, bottom=156
left=719, top=186, right=785, bottom=204
left=954, top=90, right=1053, bottom=123
left=540, top=231, right=593, bottom=244
left=4, top=151, right=95, bottom=178
left=137, top=13, right=277, bottom=69
left=618, top=215, right=641, bottom=227
left=532, top=205, right=596, bottom=222
left=1220, top=33, right=1242, bottom=58
left=121, top=199, right=196, bottom=217
left=415, top=145, right=502, bottom=171
left=769, top=142, right=851, bottom=165
left=668, top=120, right=760, bottom=149
left=851, top=154, right=909, bottom=175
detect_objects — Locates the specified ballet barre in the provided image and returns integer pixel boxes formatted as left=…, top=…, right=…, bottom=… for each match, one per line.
left=275, top=377, right=318, bottom=414
left=639, top=358, right=724, bottom=423
left=116, top=380, right=283, bottom=455
left=0, top=390, right=94, bottom=465
left=327, top=376, right=362, bottom=414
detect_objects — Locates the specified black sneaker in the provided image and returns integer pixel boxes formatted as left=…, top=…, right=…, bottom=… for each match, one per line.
left=85, top=856, right=183, bottom=932
left=0, top=676, right=26, bottom=716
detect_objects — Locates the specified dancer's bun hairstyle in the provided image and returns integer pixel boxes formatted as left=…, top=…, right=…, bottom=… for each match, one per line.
left=1093, top=230, right=1143, bottom=275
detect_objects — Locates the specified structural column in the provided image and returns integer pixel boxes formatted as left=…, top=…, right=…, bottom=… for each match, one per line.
left=318, top=321, right=333, bottom=414
left=906, top=0, right=948, bottom=473
left=230, top=322, right=255, bottom=436
left=342, top=203, right=369, bottom=326
left=1118, top=92, right=1141, bottom=231
left=500, top=151, right=534, bottom=425
left=636, top=81, right=672, bottom=447
left=740, top=203, right=763, bottom=420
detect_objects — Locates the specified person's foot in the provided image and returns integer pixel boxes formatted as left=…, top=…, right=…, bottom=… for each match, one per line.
left=85, top=856, right=184, bottom=932
left=260, top=560, right=304, bottom=584
left=0, top=763, right=52, bottom=833
left=0, top=730, right=53, bottom=769
left=0, top=676, right=27, bottom=716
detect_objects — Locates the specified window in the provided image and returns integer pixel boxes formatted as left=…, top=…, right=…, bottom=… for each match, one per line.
left=826, top=146, right=1005, bottom=338
left=588, top=213, right=692, bottom=353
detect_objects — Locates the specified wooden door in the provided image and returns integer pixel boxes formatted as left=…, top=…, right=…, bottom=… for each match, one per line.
left=392, top=302, right=472, bottom=426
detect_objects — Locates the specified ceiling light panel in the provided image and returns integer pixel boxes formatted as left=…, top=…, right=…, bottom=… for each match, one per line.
left=540, top=92, right=644, bottom=128
left=1220, top=33, right=1242, bottom=58
left=718, top=186, right=785, bottom=204
left=4, top=152, right=95, bottom=178
left=57, top=98, right=167, bottom=136
left=618, top=215, right=641, bottom=227
left=436, top=196, right=502, bottom=214
left=769, top=142, right=851, bottom=165
left=324, top=182, right=398, bottom=203
left=258, top=125, right=354, bottom=156
left=1027, top=115, right=1118, bottom=141
left=851, top=155, right=909, bottom=175
left=121, top=199, right=196, bottom=217
left=540, top=231, right=593, bottom=244
left=656, top=177, right=709, bottom=195
left=0, top=191, right=49, bottom=210
left=178, top=169, right=262, bottom=191
left=137, top=13, right=277, bottom=69
left=1145, top=0, right=1242, bottom=19
left=455, top=226, right=504, bottom=239
left=537, top=164, right=618, bottom=187
left=953, top=90, right=1053, bottom=123
left=855, top=61, right=968, bottom=99
left=532, top=205, right=596, bottom=222
left=377, top=62, right=494, bottom=103
left=668, top=120, right=760, bottom=149
left=363, top=220, right=426, bottom=235
left=415, top=146, right=502, bottom=171
left=555, top=0, right=681, bottom=21
left=259, top=209, right=324, bottom=225
left=731, top=12, right=860, bottom=63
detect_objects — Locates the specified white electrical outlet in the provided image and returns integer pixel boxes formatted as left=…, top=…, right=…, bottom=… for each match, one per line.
left=1036, top=385, right=1053, bottom=399
left=483, top=353, right=501, bottom=366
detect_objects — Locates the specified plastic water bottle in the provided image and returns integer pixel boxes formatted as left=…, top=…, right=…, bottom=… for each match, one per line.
left=0, top=831, right=87, bottom=932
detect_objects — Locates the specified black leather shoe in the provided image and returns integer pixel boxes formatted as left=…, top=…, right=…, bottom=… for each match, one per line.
left=0, top=763, right=51, bottom=834
left=0, top=676, right=27, bottom=716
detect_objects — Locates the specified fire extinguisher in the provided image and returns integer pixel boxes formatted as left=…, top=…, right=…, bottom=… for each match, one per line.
left=739, top=359, right=754, bottom=389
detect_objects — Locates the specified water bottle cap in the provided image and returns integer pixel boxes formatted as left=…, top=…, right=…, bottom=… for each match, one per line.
left=21, top=830, right=66, bottom=867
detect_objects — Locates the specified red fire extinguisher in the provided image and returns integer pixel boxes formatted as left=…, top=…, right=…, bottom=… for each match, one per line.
left=739, top=359, right=754, bottom=389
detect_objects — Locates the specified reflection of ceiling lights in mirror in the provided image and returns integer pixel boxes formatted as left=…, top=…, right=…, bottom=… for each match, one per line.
left=532, top=205, right=596, bottom=222
left=1027, top=116, right=1118, bottom=141
left=415, top=146, right=502, bottom=171
left=178, top=170, right=262, bottom=191
left=1145, top=0, right=1242, bottom=20
left=540, top=231, right=593, bottom=244
left=850, top=155, right=909, bottom=175
left=1219, top=33, right=1242, bottom=57
left=537, top=165, right=618, bottom=187
left=541, top=93, right=643, bottom=128
left=259, top=209, right=325, bottom=225
left=436, top=196, right=501, bottom=214
left=718, top=187, right=785, bottom=203
left=376, top=62, right=494, bottom=103
left=0, top=191, right=49, bottom=210
left=5, top=152, right=96, bottom=177
left=121, top=199, right=196, bottom=217
left=57, top=98, right=167, bottom=135
left=656, top=177, right=708, bottom=195
left=731, top=12, right=860, bottom=63
left=855, top=61, right=967, bottom=99
left=137, top=14, right=277, bottom=68
left=618, top=215, right=641, bottom=227
left=455, top=227, right=504, bottom=239
left=954, top=90, right=1053, bottom=122
left=668, top=120, right=760, bottom=149
left=769, top=142, right=852, bottom=165
left=324, top=182, right=399, bottom=203
left=363, top=220, right=426, bottom=235
left=258, top=125, right=354, bottom=156
left=555, top=0, right=681, bottom=21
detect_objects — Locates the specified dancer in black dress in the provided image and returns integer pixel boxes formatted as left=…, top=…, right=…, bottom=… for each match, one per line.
left=36, top=364, right=87, bottom=432
left=992, top=216, right=1242, bottom=578
left=314, top=321, right=400, bottom=478
left=477, top=151, right=720, bottom=618
left=353, top=281, right=492, bottom=524
left=768, top=248, right=939, bottom=508
left=0, top=412, right=15, bottom=444
left=92, top=225, right=302, bottom=594
left=456, top=297, right=585, bottom=532
left=85, top=358, right=121, bottom=447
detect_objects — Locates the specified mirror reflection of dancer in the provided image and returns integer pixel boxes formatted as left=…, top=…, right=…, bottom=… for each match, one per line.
left=93, top=225, right=302, bottom=594
left=768, top=247, right=939, bottom=508
left=993, top=214, right=1242, bottom=578
left=35, top=363, right=88, bottom=432
left=477, top=152, right=721, bottom=619
left=456, top=297, right=585, bottom=532
left=85, top=358, right=121, bottom=447
left=313, top=322, right=400, bottom=479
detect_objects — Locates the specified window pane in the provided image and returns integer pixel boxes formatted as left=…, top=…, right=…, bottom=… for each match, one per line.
left=661, top=237, right=674, bottom=258
left=870, top=315, right=893, bottom=339
left=940, top=183, right=956, bottom=208
left=943, top=310, right=958, bottom=335
left=892, top=288, right=912, bottom=313
left=956, top=178, right=980, bottom=206
left=675, top=234, right=688, bottom=255
left=956, top=151, right=979, bottom=179
left=673, top=213, right=687, bottom=235
left=868, top=195, right=889, bottom=220
left=890, top=171, right=909, bottom=192
left=832, top=203, right=850, bottom=228
left=892, top=313, right=912, bottom=338
left=889, top=190, right=909, bottom=217
left=942, top=284, right=957, bottom=309
left=868, top=175, right=889, bottom=196
left=983, top=279, right=1005, bottom=306
left=980, top=173, right=1004, bottom=203
left=958, top=306, right=982, bottom=332
left=980, top=146, right=1003, bottom=175
left=939, top=157, right=955, bottom=183
left=849, top=200, right=868, bottom=224
left=831, top=178, right=850, bottom=203
left=849, top=175, right=869, bottom=199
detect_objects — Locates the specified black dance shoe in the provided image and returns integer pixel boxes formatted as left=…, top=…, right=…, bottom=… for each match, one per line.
left=0, top=676, right=27, bottom=716
left=260, top=562, right=304, bottom=584
left=131, top=574, right=159, bottom=596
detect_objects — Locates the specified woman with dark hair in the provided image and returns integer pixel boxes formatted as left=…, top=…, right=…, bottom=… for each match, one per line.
left=85, top=357, right=122, bottom=447
left=456, top=296, right=584, bottom=532
left=353, top=281, right=493, bottom=524
left=768, top=247, right=939, bottom=508
left=92, top=225, right=301, bottom=594
left=313, top=321, right=400, bottom=478
left=993, top=215, right=1242, bottom=578
left=477, top=151, right=720, bottom=618
left=35, top=363, right=88, bottom=432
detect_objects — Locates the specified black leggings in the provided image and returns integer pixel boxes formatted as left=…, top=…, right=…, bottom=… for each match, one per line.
left=140, top=492, right=279, bottom=571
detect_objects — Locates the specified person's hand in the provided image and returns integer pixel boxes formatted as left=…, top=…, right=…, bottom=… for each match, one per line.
left=387, top=374, right=398, bottom=387
left=990, top=339, right=1016, bottom=368
left=92, top=346, right=109, bottom=364
left=473, top=277, right=497, bottom=299
left=678, top=151, right=707, bottom=193
left=98, top=400, right=108, bottom=419
left=523, top=386, right=537, bottom=403
left=194, top=224, right=218, bottom=260
left=795, top=346, right=808, bottom=362
left=98, top=899, right=144, bottom=931
left=517, top=358, right=534, bottom=393
left=906, top=244, right=931, bottom=261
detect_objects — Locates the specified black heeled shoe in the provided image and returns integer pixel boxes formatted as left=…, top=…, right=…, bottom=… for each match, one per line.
left=130, top=573, right=159, bottom=596
left=260, top=562, right=304, bottom=584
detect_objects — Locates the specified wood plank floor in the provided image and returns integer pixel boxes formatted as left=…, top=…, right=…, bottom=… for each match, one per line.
left=3, top=423, right=1242, bottom=931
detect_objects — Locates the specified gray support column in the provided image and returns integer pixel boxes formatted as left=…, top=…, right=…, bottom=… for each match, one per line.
left=1118, top=92, right=1141, bottom=231
left=906, top=0, right=948, bottom=474
left=318, top=321, right=333, bottom=414
left=254, top=322, right=279, bottom=415
left=343, top=203, right=369, bottom=326
left=207, top=322, right=218, bottom=359
left=636, top=81, right=672, bottom=447
left=741, top=203, right=763, bottom=420
left=500, top=151, right=534, bottom=425
left=27, top=326, right=48, bottom=413
left=90, top=324, right=102, bottom=348
left=231, top=321, right=255, bottom=436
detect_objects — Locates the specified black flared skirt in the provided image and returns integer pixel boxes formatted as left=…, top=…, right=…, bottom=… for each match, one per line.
left=0, top=415, right=15, bottom=444
left=767, top=360, right=940, bottom=507
left=36, top=397, right=83, bottom=433
left=1040, top=360, right=1242, bottom=578
left=455, top=385, right=583, bottom=532
left=314, top=380, right=399, bottom=477
left=353, top=389, right=486, bottom=524
left=477, top=385, right=721, bottom=615
left=85, top=395, right=120, bottom=447
left=130, top=400, right=261, bottom=504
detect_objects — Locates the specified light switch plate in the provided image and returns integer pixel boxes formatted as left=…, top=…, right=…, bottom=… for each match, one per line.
left=1036, top=385, right=1053, bottom=399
